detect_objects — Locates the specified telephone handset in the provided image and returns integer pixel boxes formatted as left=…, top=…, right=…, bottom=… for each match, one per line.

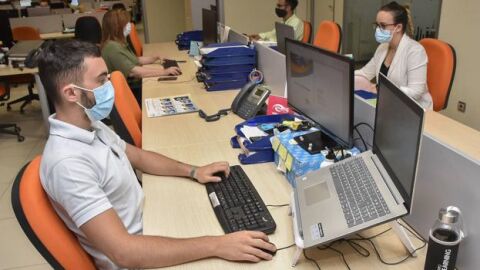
left=231, top=81, right=271, bottom=119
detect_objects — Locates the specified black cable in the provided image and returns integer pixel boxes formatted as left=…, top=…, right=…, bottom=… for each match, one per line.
left=353, top=126, right=368, bottom=151
left=303, top=249, right=322, bottom=270
left=277, top=243, right=296, bottom=251
left=354, top=122, right=374, bottom=131
left=327, top=245, right=352, bottom=270
left=266, top=204, right=290, bottom=207
left=346, top=239, right=370, bottom=257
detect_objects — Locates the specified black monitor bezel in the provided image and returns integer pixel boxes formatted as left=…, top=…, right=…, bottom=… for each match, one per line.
left=285, top=38, right=354, bottom=149
left=373, top=74, right=425, bottom=212
left=202, top=8, right=217, bottom=45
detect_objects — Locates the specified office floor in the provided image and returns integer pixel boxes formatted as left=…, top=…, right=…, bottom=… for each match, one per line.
left=0, top=84, right=49, bottom=269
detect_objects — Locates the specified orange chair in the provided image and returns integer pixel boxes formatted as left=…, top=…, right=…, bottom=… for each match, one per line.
left=11, top=156, right=97, bottom=269
left=128, top=24, right=143, bottom=57
left=110, top=71, right=142, bottom=147
left=11, top=26, right=41, bottom=41
left=420, top=38, right=456, bottom=111
left=313, top=20, right=342, bottom=53
left=302, top=20, right=312, bottom=43
left=0, top=82, right=24, bottom=141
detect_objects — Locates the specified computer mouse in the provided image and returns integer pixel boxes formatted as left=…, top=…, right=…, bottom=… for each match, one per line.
left=260, top=246, right=277, bottom=257
left=213, top=171, right=226, bottom=181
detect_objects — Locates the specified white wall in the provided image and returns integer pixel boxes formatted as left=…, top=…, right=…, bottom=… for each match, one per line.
left=143, top=0, right=186, bottom=43
left=439, top=0, right=480, bottom=131
left=191, top=0, right=216, bottom=30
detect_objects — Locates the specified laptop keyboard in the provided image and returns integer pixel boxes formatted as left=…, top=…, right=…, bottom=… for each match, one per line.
left=206, top=165, right=276, bottom=234
left=330, top=157, right=391, bottom=228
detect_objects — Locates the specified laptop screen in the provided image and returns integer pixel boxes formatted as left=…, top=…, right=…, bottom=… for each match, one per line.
left=373, top=74, right=425, bottom=210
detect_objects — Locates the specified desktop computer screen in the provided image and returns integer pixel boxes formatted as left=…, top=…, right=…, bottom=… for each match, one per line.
left=202, top=8, right=217, bottom=45
left=286, top=38, right=354, bottom=148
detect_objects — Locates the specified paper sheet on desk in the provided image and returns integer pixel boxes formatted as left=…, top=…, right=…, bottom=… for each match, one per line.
left=240, top=126, right=268, bottom=143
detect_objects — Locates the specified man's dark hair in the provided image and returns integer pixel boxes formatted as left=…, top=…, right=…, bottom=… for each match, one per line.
left=286, top=0, right=298, bottom=10
left=37, top=39, right=101, bottom=105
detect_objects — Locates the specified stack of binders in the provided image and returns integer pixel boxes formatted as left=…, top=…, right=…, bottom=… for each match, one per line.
left=199, top=43, right=256, bottom=91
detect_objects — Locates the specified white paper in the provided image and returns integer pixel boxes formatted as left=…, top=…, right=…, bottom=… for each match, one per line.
left=240, top=126, right=268, bottom=142
left=145, top=95, right=198, bottom=118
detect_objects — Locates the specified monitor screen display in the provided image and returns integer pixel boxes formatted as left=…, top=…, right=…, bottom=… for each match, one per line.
left=202, top=8, right=217, bottom=45
left=286, top=38, right=353, bottom=148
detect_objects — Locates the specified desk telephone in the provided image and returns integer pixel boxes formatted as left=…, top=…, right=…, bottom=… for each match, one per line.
left=231, top=81, right=271, bottom=119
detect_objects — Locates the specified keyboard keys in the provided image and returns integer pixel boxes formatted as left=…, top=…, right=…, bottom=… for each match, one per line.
left=206, top=165, right=276, bottom=234
left=330, top=157, right=391, bottom=228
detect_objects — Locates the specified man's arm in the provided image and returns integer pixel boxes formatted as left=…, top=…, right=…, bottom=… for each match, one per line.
left=125, top=144, right=230, bottom=183
left=81, top=209, right=276, bottom=268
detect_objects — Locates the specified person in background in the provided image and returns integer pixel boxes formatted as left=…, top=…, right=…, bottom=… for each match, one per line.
left=38, top=39, right=277, bottom=270
left=355, top=1, right=432, bottom=110
left=249, top=0, right=304, bottom=42
left=101, top=9, right=180, bottom=105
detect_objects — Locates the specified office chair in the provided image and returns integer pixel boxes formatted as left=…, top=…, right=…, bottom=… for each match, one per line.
left=313, top=20, right=342, bottom=53
left=0, top=82, right=24, bottom=142
left=11, top=26, right=41, bottom=41
left=110, top=71, right=142, bottom=148
left=128, top=23, right=143, bottom=56
left=420, top=38, right=457, bottom=111
left=75, top=16, right=102, bottom=44
left=11, top=156, right=97, bottom=269
left=302, top=20, right=312, bottom=43
left=7, top=26, right=40, bottom=113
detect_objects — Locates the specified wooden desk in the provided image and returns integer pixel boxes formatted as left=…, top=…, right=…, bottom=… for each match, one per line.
left=141, top=42, right=426, bottom=269
left=40, top=32, right=75, bottom=40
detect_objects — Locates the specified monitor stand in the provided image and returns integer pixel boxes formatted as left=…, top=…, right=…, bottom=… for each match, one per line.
left=293, top=130, right=338, bottom=155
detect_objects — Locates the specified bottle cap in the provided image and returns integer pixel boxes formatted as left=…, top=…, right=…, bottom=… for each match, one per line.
left=438, top=206, right=461, bottom=224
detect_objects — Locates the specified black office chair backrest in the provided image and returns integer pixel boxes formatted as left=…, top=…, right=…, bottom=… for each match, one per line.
left=74, top=16, right=101, bottom=44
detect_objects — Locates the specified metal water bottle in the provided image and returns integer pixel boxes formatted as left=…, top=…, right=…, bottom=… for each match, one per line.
left=424, top=206, right=465, bottom=270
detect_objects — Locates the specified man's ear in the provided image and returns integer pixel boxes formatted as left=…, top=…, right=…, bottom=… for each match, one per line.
left=61, top=84, right=80, bottom=103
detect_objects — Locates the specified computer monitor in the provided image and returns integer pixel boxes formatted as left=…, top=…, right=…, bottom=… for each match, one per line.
left=275, top=22, right=294, bottom=55
left=202, top=8, right=217, bottom=45
left=374, top=74, right=425, bottom=208
left=286, top=38, right=353, bottom=149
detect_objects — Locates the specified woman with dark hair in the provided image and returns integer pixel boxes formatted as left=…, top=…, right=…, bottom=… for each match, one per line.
left=101, top=10, right=180, bottom=104
left=355, top=1, right=432, bottom=109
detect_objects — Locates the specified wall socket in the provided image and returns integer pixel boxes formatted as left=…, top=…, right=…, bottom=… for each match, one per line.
left=457, top=101, right=466, bottom=113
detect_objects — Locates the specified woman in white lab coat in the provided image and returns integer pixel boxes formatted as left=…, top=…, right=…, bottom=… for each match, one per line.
left=355, top=1, right=432, bottom=110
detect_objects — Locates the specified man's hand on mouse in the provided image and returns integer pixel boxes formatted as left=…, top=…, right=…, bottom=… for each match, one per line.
left=214, top=231, right=277, bottom=262
left=164, top=66, right=181, bottom=76
left=193, top=161, right=230, bottom=184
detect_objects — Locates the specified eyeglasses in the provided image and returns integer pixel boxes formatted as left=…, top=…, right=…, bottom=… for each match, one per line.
left=372, top=22, right=396, bottom=30
left=198, top=108, right=231, bottom=122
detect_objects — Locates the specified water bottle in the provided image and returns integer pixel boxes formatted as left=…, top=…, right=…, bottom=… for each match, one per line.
left=424, top=206, right=465, bottom=270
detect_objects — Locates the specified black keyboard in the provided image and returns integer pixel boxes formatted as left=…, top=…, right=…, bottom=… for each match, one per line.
left=330, top=157, right=391, bottom=228
left=206, top=165, right=276, bottom=234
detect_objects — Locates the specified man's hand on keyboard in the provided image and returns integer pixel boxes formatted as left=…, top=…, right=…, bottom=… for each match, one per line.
left=214, top=231, right=276, bottom=262
left=194, top=161, right=230, bottom=184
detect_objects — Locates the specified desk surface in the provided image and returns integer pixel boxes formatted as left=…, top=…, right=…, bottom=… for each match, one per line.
left=0, top=65, right=37, bottom=76
left=140, top=42, right=427, bottom=269
left=40, top=32, right=75, bottom=40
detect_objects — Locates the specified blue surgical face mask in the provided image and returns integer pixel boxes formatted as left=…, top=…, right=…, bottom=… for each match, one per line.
left=74, top=81, right=115, bottom=122
left=123, top=22, right=131, bottom=37
left=375, top=27, right=393, bottom=43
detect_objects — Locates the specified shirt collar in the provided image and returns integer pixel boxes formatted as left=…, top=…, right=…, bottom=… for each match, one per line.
left=48, top=114, right=97, bottom=144
left=285, top=13, right=297, bottom=24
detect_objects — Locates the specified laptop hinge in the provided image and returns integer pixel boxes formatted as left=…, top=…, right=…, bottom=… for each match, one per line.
left=371, top=155, right=405, bottom=205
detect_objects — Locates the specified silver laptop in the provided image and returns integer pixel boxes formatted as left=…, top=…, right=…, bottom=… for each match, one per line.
left=227, top=28, right=249, bottom=46
left=275, top=22, right=294, bottom=54
left=294, top=74, right=425, bottom=248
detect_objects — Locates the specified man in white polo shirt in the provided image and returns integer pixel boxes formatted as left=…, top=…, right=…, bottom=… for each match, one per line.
left=37, top=40, right=276, bottom=270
